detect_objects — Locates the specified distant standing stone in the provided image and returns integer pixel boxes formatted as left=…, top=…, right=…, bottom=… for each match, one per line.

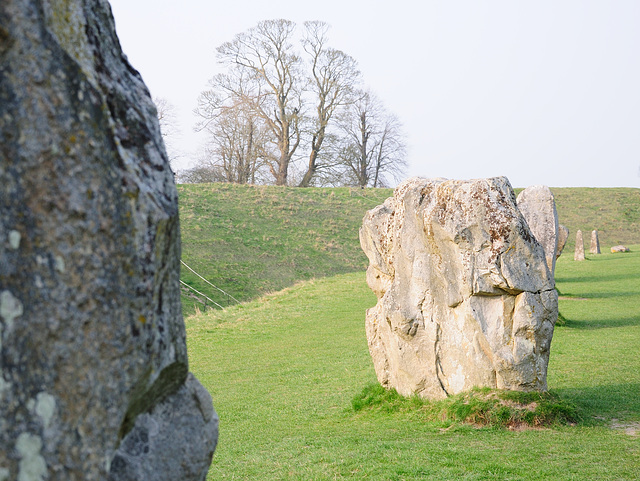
left=590, top=230, right=601, bottom=254
left=556, top=225, right=570, bottom=259
left=611, top=245, right=630, bottom=253
left=574, top=230, right=586, bottom=261
left=516, top=185, right=559, bottom=276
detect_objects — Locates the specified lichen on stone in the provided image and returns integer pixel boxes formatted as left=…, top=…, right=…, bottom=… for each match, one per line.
left=8, top=230, right=21, bottom=250
left=0, top=290, right=23, bottom=331
left=16, top=433, right=47, bottom=481
left=43, top=0, right=97, bottom=85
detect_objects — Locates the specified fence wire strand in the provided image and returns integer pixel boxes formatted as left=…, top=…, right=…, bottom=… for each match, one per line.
left=180, top=260, right=240, bottom=308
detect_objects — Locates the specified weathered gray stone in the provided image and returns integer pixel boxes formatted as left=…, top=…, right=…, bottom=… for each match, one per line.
left=360, top=177, right=558, bottom=400
left=516, top=185, right=559, bottom=277
left=556, top=224, right=569, bottom=259
left=590, top=229, right=601, bottom=254
left=574, top=230, right=586, bottom=261
left=611, top=245, right=630, bottom=253
left=108, top=374, right=218, bottom=481
left=0, top=1, right=217, bottom=480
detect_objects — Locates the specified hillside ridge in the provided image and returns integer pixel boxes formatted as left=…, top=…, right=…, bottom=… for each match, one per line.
left=178, top=183, right=639, bottom=312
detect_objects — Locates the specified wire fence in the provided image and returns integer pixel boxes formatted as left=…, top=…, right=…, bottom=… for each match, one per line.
left=180, top=260, right=240, bottom=310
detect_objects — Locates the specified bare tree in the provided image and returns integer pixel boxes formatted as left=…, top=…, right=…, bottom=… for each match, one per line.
left=215, top=19, right=304, bottom=186
left=298, top=21, right=361, bottom=187
left=176, top=163, right=225, bottom=184
left=337, top=91, right=407, bottom=188
left=195, top=87, right=270, bottom=184
left=153, top=96, right=181, bottom=167
left=195, top=20, right=406, bottom=188
left=371, top=113, right=406, bottom=187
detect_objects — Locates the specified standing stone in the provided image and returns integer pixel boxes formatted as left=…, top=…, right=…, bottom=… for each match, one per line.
left=556, top=224, right=569, bottom=259
left=0, top=2, right=217, bottom=480
left=360, top=177, right=558, bottom=400
left=574, top=230, right=586, bottom=261
left=590, top=229, right=601, bottom=254
left=516, top=185, right=559, bottom=276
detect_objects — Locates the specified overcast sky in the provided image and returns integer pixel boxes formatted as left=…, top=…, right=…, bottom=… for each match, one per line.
left=108, top=0, right=640, bottom=188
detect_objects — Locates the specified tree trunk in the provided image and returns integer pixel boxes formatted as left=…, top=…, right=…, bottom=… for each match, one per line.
left=358, top=113, right=368, bottom=188
left=299, top=132, right=324, bottom=187
left=298, top=153, right=317, bottom=187
left=276, top=153, right=289, bottom=185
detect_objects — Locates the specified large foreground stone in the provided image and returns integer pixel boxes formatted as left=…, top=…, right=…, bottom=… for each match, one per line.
left=360, top=177, right=558, bottom=399
left=0, top=1, right=217, bottom=480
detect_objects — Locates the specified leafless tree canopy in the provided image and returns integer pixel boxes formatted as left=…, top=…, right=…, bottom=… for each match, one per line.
left=336, top=92, right=407, bottom=188
left=297, top=21, right=361, bottom=187
left=193, top=20, right=407, bottom=187
left=153, top=96, right=182, bottom=167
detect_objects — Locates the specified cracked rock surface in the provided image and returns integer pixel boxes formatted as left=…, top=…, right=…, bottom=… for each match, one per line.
left=0, top=1, right=217, bottom=479
left=360, top=177, right=558, bottom=399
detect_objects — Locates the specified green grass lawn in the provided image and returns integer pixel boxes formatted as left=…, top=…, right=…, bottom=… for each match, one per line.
left=186, top=247, right=640, bottom=480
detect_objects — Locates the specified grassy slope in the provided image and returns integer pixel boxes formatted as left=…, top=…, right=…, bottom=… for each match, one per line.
left=177, top=184, right=392, bottom=313
left=550, top=187, right=640, bottom=252
left=178, top=184, right=640, bottom=314
left=187, top=248, right=640, bottom=480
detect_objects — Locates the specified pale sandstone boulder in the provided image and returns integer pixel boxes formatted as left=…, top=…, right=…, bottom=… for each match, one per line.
left=0, top=1, right=217, bottom=480
left=556, top=224, right=570, bottom=259
left=360, top=177, right=558, bottom=399
left=516, top=185, right=559, bottom=276
left=611, top=245, right=630, bottom=253
left=574, top=230, right=586, bottom=261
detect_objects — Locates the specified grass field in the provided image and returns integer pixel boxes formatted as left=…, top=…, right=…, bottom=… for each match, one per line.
left=177, top=184, right=391, bottom=314
left=550, top=187, right=640, bottom=252
left=186, top=247, right=640, bottom=480
left=177, top=183, right=640, bottom=315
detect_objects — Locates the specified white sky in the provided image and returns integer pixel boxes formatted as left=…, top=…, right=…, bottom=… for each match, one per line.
left=108, top=0, right=640, bottom=188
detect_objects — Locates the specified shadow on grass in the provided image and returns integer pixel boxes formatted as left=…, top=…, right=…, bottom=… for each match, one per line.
left=554, top=383, right=640, bottom=422
left=558, top=316, right=640, bottom=330
left=560, top=291, right=640, bottom=299
left=555, top=272, right=640, bottom=284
